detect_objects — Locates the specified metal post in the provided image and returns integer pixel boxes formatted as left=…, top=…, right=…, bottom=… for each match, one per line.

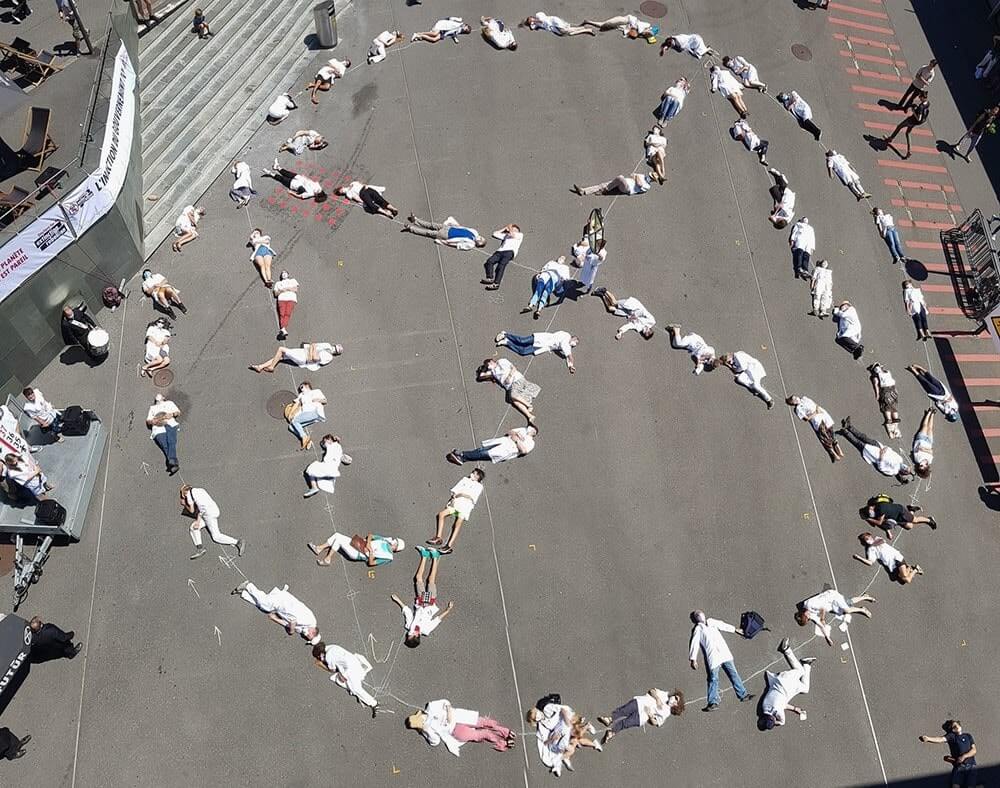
left=64, top=0, right=94, bottom=56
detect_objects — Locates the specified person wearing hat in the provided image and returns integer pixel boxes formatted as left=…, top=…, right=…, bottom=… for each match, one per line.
left=232, top=580, right=321, bottom=645
left=308, top=531, right=405, bottom=566
left=312, top=641, right=377, bottom=716
left=249, top=341, right=343, bottom=373
left=906, top=364, right=959, bottom=422
left=391, top=548, right=454, bottom=648
left=406, top=699, right=517, bottom=756
left=758, top=639, right=816, bottom=730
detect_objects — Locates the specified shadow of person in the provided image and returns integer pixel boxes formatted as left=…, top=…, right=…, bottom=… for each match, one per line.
left=903, top=258, right=929, bottom=281
left=876, top=98, right=901, bottom=111
left=58, top=346, right=105, bottom=367
left=936, top=139, right=960, bottom=160
left=863, top=134, right=889, bottom=152
left=978, top=484, right=1000, bottom=512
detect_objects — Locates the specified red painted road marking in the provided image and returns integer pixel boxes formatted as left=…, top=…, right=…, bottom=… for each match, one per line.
left=897, top=219, right=955, bottom=230
left=905, top=240, right=943, bottom=249
left=857, top=102, right=906, bottom=114
left=846, top=66, right=907, bottom=82
left=828, top=16, right=894, bottom=35
left=881, top=144, right=942, bottom=156
left=981, top=428, right=1000, bottom=437
left=954, top=354, right=1000, bottom=363
left=828, top=1, right=890, bottom=18
left=833, top=32, right=901, bottom=50
left=840, top=50, right=906, bottom=67
left=877, top=159, right=948, bottom=173
left=919, top=263, right=950, bottom=273
left=928, top=306, right=965, bottom=315
left=890, top=197, right=962, bottom=212
left=964, top=378, right=1000, bottom=387
left=921, top=283, right=960, bottom=293
left=884, top=178, right=956, bottom=192
left=853, top=84, right=904, bottom=98
left=865, top=121, right=932, bottom=137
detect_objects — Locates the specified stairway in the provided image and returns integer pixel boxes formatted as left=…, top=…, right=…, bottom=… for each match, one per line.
left=137, top=0, right=320, bottom=258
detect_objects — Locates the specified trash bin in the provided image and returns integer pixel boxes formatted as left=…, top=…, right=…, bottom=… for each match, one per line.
left=312, top=1, right=337, bottom=49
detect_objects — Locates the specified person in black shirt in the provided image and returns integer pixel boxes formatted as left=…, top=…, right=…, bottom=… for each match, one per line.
left=862, top=495, right=936, bottom=537
left=952, top=106, right=999, bottom=162
left=28, top=616, right=82, bottom=663
left=61, top=305, right=96, bottom=347
left=883, top=97, right=929, bottom=159
left=919, top=719, right=977, bottom=787
left=0, top=728, right=30, bottom=760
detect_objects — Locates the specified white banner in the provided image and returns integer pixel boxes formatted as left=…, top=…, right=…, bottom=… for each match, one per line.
left=0, top=404, right=31, bottom=464
left=0, top=42, right=136, bottom=304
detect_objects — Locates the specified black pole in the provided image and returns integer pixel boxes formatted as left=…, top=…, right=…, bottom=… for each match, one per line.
left=64, top=0, right=94, bottom=56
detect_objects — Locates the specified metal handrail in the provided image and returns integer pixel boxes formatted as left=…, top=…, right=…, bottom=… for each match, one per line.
left=77, top=10, right=115, bottom=166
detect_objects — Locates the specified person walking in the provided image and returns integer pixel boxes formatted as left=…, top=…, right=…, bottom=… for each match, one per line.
left=688, top=611, right=754, bottom=711
left=402, top=215, right=486, bottom=249
left=232, top=581, right=321, bottom=644
left=777, top=91, right=822, bottom=140
left=720, top=351, right=774, bottom=408
left=832, top=301, right=865, bottom=359
left=826, top=150, right=871, bottom=201
left=809, top=260, right=832, bottom=317
left=853, top=532, right=924, bottom=584
left=654, top=77, right=691, bottom=122
left=309, top=532, right=405, bottom=566
left=794, top=588, right=876, bottom=646
left=710, top=65, right=749, bottom=119
left=918, top=719, right=977, bottom=788
left=862, top=492, right=936, bottom=536
left=180, top=484, right=245, bottom=560
left=482, top=224, right=524, bottom=290
left=312, top=641, right=378, bottom=716
left=495, top=330, right=578, bottom=372
left=951, top=105, right=999, bottom=162
left=391, top=548, right=455, bottom=648
left=730, top=119, right=769, bottom=164
left=883, top=97, right=929, bottom=159
left=911, top=407, right=936, bottom=479
left=896, top=59, right=936, bottom=109
left=906, top=364, right=959, bottom=421
left=789, top=217, right=815, bottom=280
left=665, top=324, right=717, bottom=374
left=873, top=207, right=906, bottom=264
left=868, top=362, right=902, bottom=438
left=758, top=639, right=817, bottom=730
left=286, top=381, right=326, bottom=450
left=27, top=616, right=81, bottom=661
left=786, top=395, right=843, bottom=461
left=476, top=357, right=540, bottom=426
left=836, top=416, right=914, bottom=482
left=427, top=468, right=485, bottom=554
left=902, top=280, right=932, bottom=341
left=146, top=393, right=180, bottom=474
left=272, top=271, right=298, bottom=340
left=593, top=287, right=656, bottom=340
left=446, top=426, right=537, bottom=465
left=597, top=688, right=685, bottom=745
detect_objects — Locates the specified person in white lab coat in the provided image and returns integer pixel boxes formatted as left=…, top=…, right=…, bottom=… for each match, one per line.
left=720, top=351, right=774, bottom=408
left=659, top=33, right=717, bottom=59
left=367, top=30, right=404, bottom=65
left=788, top=217, right=816, bottom=280
left=580, top=14, right=658, bottom=41
left=180, top=484, right=245, bottom=560
left=391, top=548, right=455, bottom=648
left=832, top=301, right=865, bottom=359
left=644, top=125, right=668, bottom=184
left=665, top=325, right=717, bottom=374
left=572, top=172, right=653, bottom=197
left=825, top=150, right=871, bottom=201
left=593, top=287, right=656, bottom=340
left=411, top=17, right=472, bottom=43
left=249, top=341, right=343, bottom=373
left=480, top=16, right=517, bottom=50
left=809, top=260, right=832, bottom=317
left=576, top=239, right=608, bottom=294
left=520, top=13, right=595, bottom=37
left=767, top=167, right=796, bottom=228
left=836, top=416, right=914, bottom=483
left=427, top=468, right=486, bottom=555
left=305, top=57, right=350, bottom=105
left=228, top=161, right=255, bottom=208
left=476, top=357, right=540, bottom=426
left=407, top=699, right=517, bottom=755
left=794, top=588, right=876, bottom=646
left=523, top=257, right=573, bottom=317
left=723, top=55, right=767, bottom=92
left=758, top=639, right=817, bottom=730
left=447, top=426, right=537, bottom=465
left=902, top=280, right=932, bottom=341
left=303, top=434, right=352, bottom=497
left=730, top=119, right=769, bottom=165
left=688, top=611, right=754, bottom=711
left=709, top=65, right=749, bottom=118
left=312, top=641, right=378, bottom=716
left=233, top=580, right=321, bottom=644
left=786, top=394, right=843, bottom=462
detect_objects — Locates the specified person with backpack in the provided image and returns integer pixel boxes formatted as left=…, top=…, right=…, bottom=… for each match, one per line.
left=687, top=611, right=754, bottom=711
left=862, top=493, right=937, bottom=537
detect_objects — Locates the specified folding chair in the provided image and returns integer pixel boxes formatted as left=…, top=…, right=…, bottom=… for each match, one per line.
left=19, top=50, right=63, bottom=87
left=0, top=185, right=33, bottom=226
left=16, top=107, right=57, bottom=172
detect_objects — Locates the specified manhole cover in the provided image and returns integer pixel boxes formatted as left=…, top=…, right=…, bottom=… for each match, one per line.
left=791, top=44, right=812, bottom=61
left=266, top=390, right=296, bottom=420
left=152, top=369, right=174, bottom=387
left=639, top=0, right=667, bottom=18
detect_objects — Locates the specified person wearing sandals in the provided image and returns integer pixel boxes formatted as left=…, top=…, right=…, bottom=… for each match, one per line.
left=391, top=547, right=455, bottom=648
left=287, top=381, right=326, bottom=450
left=853, top=532, right=924, bottom=584
left=308, top=532, right=405, bottom=566
left=428, top=469, right=485, bottom=555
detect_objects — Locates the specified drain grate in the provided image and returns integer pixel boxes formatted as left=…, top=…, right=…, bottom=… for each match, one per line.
left=791, top=44, right=812, bottom=61
left=152, top=369, right=174, bottom=387
left=266, top=390, right=296, bottom=420
left=639, top=1, right=668, bottom=18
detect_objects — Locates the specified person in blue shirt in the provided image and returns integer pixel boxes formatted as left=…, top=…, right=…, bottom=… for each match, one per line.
left=309, top=532, right=405, bottom=567
left=919, top=719, right=977, bottom=787
left=401, top=215, right=486, bottom=250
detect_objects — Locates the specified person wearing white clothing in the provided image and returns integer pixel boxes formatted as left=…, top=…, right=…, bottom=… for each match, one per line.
left=897, top=59, right=935, bottom=109
left=721, top=351, right=773, bottom=408
left=407, top=699, right=517, bottom=755
left=660, top=33, right=716, bottom=59
left=688, top=611, right=753, bottom=711
left=306, top=57, right=350, bottom=105
left=580, top=14, right=657, bottom=41
left=809, top=260, right=832, bottom=317
left=665, top=324, right=717, bottom=374
left=179, top=484, right=245, bottom=560
left=794, top=588, right=875, bottom=646
left=520, top=13, right=594, bottom=36
left=788, top=217, right=816, bottom=280
left=367, top=30, right=403, bottom=65
left=146, top=393, right=180, bottom=473
left=447, top=426, right=537, bottom=465
left=233, top=580, right=321, bottom=644
left=411, top=17, right=472, bottom=43
left=312, top=642, right=377, bottom=715
left=526, top=703, right=584, bottom=776
left=902, top=280, right=931, bottom=341
left=142, top=318, right=172, bottom=377
left=495, top=330, right=578, bottom=372
left=644, top=126, right=667, bottom=183
left=229, top=161, right=255, bottom=207
left=428, top=468, right=485, bottom=554
left=655, top=77, right=691, bottom=123
left=767, top=167, right=796, bottom=228
left=476, top=357, right=540, bottom=426
left=482, top=223, right=524, bottom=289
left=594, top=288, right=656, bottom=340
left=333, top=180, right=397, bottom=217
left=171, top=205, right=204, bottom=252
left=261, top=162, right=327, bottom=202
left=524, top=257, right=573, bottom=317
left=832, top=301, right=865, bottom=359
left=391, top=548, right=455, bottom=648
left=577, top=239, right=608, bottom=292
left=279, top=129, right=327, bottom=155
left=265, top=93, right=296, bottom=124
left=303, top=434, right=352, bottom=497
left=573, top=173, right=652, bottom=197
left=21, top=387, right=62, bottom=441
left=872, top=207, right=906, bottom=264
left=825, top=150, right=870, bottom=201
left=758, top=639, right=817, bottom=730
left=287, top=381, right=326, bottom=449
left=853, top=532, right=924, bottom=584
left=250, top=341, right=343, bottom=373
left=723, top=55, right=767, bottom=92
left=709, top=65, right=748, bottom=118
left=597, top=688, right=684, bottom=745
left=271, top=270, right=298, bottom=341
left=309, top=532, right=404, bottom=567
left=402, top=215, right=486, bottom=249
left=778, top=91, right=822, bottom=140
left=786, top=394, right=843, bottom=461
left=836, top=416, right=914, bottom=482
left=730, top=119, right=769, bottom=165
left=141, top=270, right=187, bottom=315
left=480, top=16, right=516, bottom=50
left=911, top=407, right=935, bottom=479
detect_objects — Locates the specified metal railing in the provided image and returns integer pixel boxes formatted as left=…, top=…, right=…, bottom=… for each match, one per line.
left=941, top=209, right=1000, bottom=321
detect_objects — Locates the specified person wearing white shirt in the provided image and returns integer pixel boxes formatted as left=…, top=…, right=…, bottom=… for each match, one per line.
left=229, top=160, right=255, bottom=207
left=447, top=426, right=537, bottom=465
left=476, top=357, right=540, bottom=426
left=2, top=454, right=51, bottom=500
left=312, top=642, right=377, bottom=716
left=758, top=639, right=817, bottom=730
left=778, top=91, right=822, bottom=140
left=309, top=531, right=405, bottom=567
left=767, top=167, right=796, bottom=228
left=853, top=533, right=924, bottom=584
left=788, top=217, right=816, bottom=280
left=655, top=77, right=691, bottom=122
left=279, top=129, right=326, bottom=156
left=391, top=549, right=455, bottom=648
left=809, top=259, right=833, bottom=317
left=250, top=341, right=343, bottom=373
left=495, top=330, right=578, bottom=372
left=902, top=280, right=931, bottom=341
left=141, top=269, right=187, bottom=315
left=832, top=300, right=864, bottom=359
left=180, top=484, right=244, bottom=560
left=302, top=434, right=351, bottom=498
left=720, top=351, right=774, bottom=408
left=660, top=33, right=716, bottom=59
left=265, top=93, right=296, bottom=124
left=411, top=17, right=472, bottom=43
left=730, top=119, right=768, bottom=165
left=367, top=30, right=403, bottom=64
left=306, top=57, right=350, bottom=105
left=428, top=469, right=485, bottom=555
left=872, top=207, right=906, bottom=264
left=21, top=387, right=62, bottom=440
left=644, top=125, right=667, bottom=183
left=482, top=223, right=524, bottom=289
left=577, top=239, right=608, bottom=293
left=333, top=180, right=397, bottom=217
left=262, top=161, right=328, bottom=202
left=594, top=288, right=656, bottom=340
left=868, top=361, right=902, bottom=438
left=580, top=13, right=657, bottom=41
left=402, top=214, right=486, bottom=249
left=573, top=172, right=653, bottom=197
left=287, top=381, right=326, bottom=449
left=407, top=699, right=517, bottom=755
left=710, top=65, right=749, bottom=118
left=825, top=150, right=871, bottom=201
left=836, top=416, right=914, bottom=483
left=905, top=364, right=959, bottom=422
left=272, top=270, right=298, bottom=341
left=480, top=16, right=516, bottom=50
left=146, top=394, right=180, bottom=473
left=723, top=54, right=767, bottom=92
left=247, top=228, right=277, bottom=287
left=524, top=256, right=573, bottom=317
left=665, top=324, right=717, bottom=374
left=786, top=394, right=843, bottom=461
left=794, top=589, right=875, bottom=646
left=897, top=59, right=935, bottom=109
left=597, top=688, right=684, bottom=744
left=142, top=318, right=172, bottom=377
left=688, top=611, right=753, bottom=711
left=521, top=13, right=595, bottom=36
left=171, top=205, right=204, bottom=253
left=911, top=407, right=935, bottom=479
left=233, top=580, right=320, bottom=644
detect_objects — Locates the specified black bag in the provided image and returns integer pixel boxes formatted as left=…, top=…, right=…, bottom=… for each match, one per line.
left=740, top=610, right=768, bottom=639
left=35, top=499, right=66, bottom=527
left=61, top=406, right=91, bottom=436
left=102, top=286, right=123, bottom=308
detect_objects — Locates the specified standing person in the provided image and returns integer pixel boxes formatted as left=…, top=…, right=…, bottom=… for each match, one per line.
left=786, top=395, right=843, bottom=462
left=911, top=408, right=935, bottom=479
left=410, top=17, right=472, bottom=43
left=401, top=215, right=486, bottom=249
left=367, top=30, right=404, bottom=64
left=794, top=589, right=876, bottom=646
left=665, top=324, right=717, bottom=374
left=950, top=105, right=999, bottom=162
left=809, top=260, right=832, bottom=318
left=758, top=639, right=817, bottom=730
left=659, top=33, right=717, bottom=59
left=906, top=364, right=960, bottom=421
left=572, top=172, right=653, bottom=197
left=868, top=362, right=902, bottom=438
left=262, top=162, right=327, bottom=202
left=654, top=77, right=691, bottom=122
left=286, top=381, right=326, bottom=450
left=832, top=301, right=865, bottom=359
left=688, top=611, right=754, bottom=711
left=853, top=532, right=924, bottom=584
left=0, top=728, right=29, bottom=761
left=523, top=257, right=572, bottom=317
left=272, top=271, right=298, bottom=340
left=723, top=55, right=767, bottom=92
left=279, top=129, right=327, bottom=155
left=788, top=217, right=815, bottom=280
left=597, top=689, right=685, bottom=744
left=229, top=160, right=255, bottom=208
left=883, top=96, right=930, bottom=159
left=21, top=387, right=62, bottom=442
left=265, top=93, right=297, bottom=124
left=446, top=426, right=537, bottom=465
left=580, top=14, right=658, bottom=41
left=645, top=126, right=667, bottom=184
left=481, top=223, right=524, bottom=290
left=902, top=280, right=932, bottom=341
left=146, top=393, right=180, bottom=474
left=309, top=532, right=404, bottom=567
left=520, top=13, right=595, bottom=37
left=312, top=642, right=378, bottom=716
left=481, top=16, right=517, bottom=50
left=232, top=580, right=321, bottom=644
left=171, top=205, right=204, bottom=252
left=248, top=228, right=276, bottom=287
left=593, top=287, right=656, bottom=340
left=142, top=317, right=172, bottom=378
left=918, top=720, right=978, bottom=788
left=27, top=616, right=81, bottom=661
left=427, top=469, right=485, bottom=555
left=61, top=304, right=96, bottom=348
left=476, top=357, right=540, bottom=426
left=249, top=341, right=343, bottom=373
left=720, top=351, right=774, bottom=408
left=495, top=330, right=578, bottom=372
left=406, top=699, right=517, bottom=756
left=710, top=65, right=749, bottom=119
left=305, top=57, right=350, bottom=105
left=873, top=207, right=906, bottom=264
left=836, top=417, right=914, bottom=482
left=391, top=548, right=455, bottom=648
left=303, top=434, right=352, bottom=498
left=767, top=167, right=796, bottom=228
left=825, top=150, right=871, bottom=201
left=730, top=119, right=769, bottom=165
left=180, top=484, right=245, bottom=560
left=777, top=91, right=822, bottom=141
left=862, top=492, right=937, bottom=536
left=896, top=59, right=936, bottom=109
left=141, top=270, right=187, bottom=315
left=577, top=239, right=608, bottom=293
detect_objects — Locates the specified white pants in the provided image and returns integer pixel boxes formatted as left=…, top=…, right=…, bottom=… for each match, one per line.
left=735, top=371, right=771, bottom=401
left=323, top=532, right=364, bottom=561
left=812, top=282, right=832, bottom=314
left=812, top=588, right=849, bottom=616
left=578, top=258, right=602, bottom=288
left=326, top=644, right=377, bottom=708
left=190, top=512, right=238, bottom=547
left=240, top=582, right=283, bottom=613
